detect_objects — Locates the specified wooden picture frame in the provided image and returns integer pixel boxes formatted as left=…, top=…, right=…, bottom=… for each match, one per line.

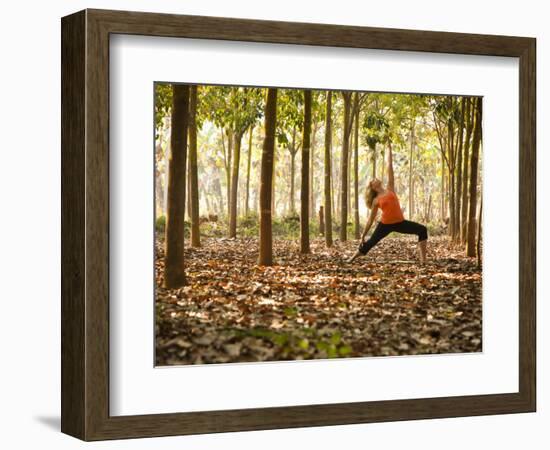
left=61, top=8, right=536, bottom=441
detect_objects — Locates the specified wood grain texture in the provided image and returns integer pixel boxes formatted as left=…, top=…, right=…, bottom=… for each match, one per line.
left=61, top=10, right=86, bottom=439
left=89, top=8, right=532, bottom=57
left=518, top=39, right=536, bottom=409
left=60, top=8, right=536, bottom=441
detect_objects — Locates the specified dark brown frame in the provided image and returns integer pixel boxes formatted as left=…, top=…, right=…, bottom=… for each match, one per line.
left=61, top=8, right=536, bottom=441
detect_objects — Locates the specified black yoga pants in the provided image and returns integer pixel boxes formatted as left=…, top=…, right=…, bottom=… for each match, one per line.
left=358, top=220, right=428, bottom=255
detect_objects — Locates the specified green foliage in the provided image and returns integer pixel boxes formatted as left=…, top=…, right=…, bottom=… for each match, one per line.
left=311, top=90, right=327, bottom=124
left=273, top=214, right=301, bottom=238
left=431, top=95, right=462, bottom=128
left=155, top=215, right=166, bottom=232
left=363, top=110, right=390, bottom=149
left=201, top=86, right=264, bottom=136
left=276, top=89, right=305, bottom=149
left=232, top=326, right=353, bottom=360
left=154, top=83, right=476, bottom=232
left=238, top=213, right=260, bottom=237
left=154, top=83, right=173, bottom=137
left=154, top=215, right=192, bottom=238
left=198, top=213, right=325, bottom=240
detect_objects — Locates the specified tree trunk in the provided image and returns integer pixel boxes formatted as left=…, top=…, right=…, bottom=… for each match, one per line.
left=186, top=161, right=192, bottom=220
left=229, top=131, right=243, bottom=238
left=477, top=196, right=483, bottom=267
left=290, top=150, right=296, bottom=214
left=164, top=84, right=189, bottom=288
left=271, top=143, right=276, bottom=217
left=353, top=104, right=360, bottom=239
left=221, top=128, right=232, bottom=218
left=447, top=121, right=455, bottom=237
left=335, top=150, right=340, bottom=223
left=319, top=206, right=325, bottom=236
left=300, top=90, right=312, bottom=254
left=408, top=121, right=415, bottom=219
left=163, top=140, right=169, bottom=217
left=245, top=125, right=253, bottom=216
left=448, top=98, right=457, bottom=237
left=454, top=98, right=465, bottom=242
left=309, top=121, right=318, bottom=218
left=449, top=170, right=455, bottom=237
left=411, top=178, right=416, bottom=217
left=440, top=151, right=445, bottom=223
left=331, top=120, right=336, bottom=221
left=188, top=85, right=201, bottom=247
left=331, top=152, right=335, bottom=220
left=467, top=98, right=482, bottom=257
left=348, top=143, right=352, bottom=219
left=324, top=91, right=333, bottom=247
left=461, top=99, right=474, bottom=243
left=339, top=92, right=352, bottom=242
left=259, top=88, right=278, bottom=266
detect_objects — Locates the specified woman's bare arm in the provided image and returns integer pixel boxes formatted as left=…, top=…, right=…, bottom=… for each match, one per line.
left=361, top=204, right=379, bottom=241
left=387, top=142, right=395, bottom=191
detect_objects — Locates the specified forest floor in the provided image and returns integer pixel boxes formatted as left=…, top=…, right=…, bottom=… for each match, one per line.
left=155, top=234, right=482, bottom=366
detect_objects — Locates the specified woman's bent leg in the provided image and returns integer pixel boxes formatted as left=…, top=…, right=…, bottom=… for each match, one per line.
left=347, top=223, right=391, bottom=262
left=358, top=223, right=392, bottom=255
left=393, top=220, right=428, bottom=264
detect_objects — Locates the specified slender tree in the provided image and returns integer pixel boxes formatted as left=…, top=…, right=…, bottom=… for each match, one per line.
left=353, top=101, right=361, bottom=239
left=309, top=121, right=319, bottom=219
left=229, top=128, right=242, bottom=238
left=433, top=97, right=456, bottom=229
left=324, top=91, right=333, bottom=247
left=201, top=86, right=261, bottom=233
left=477, top=196, right=483, bottom=267
left=440, top=151, right=446, bottom=223
left=461, top=98, right=474, bottom=242
left=271, top=143, right=279, bottom=217
left=164, top=84, right=189, bottom=288
left=300, top=90, right=312, bottom=253
left=227, top=88, right=263, bottom=238
left=271, top=143, right=277, bottom=217
left=408, top=119, right=416, bottom=219
left=188, top=85, right=201, bottom=247
left=447, top=99, right=456, bottom=238
left=222, top=128, right=233, bottom=218
left=467, top=98, right=482, bottom=256
left=259, top=88, right=278, bottom=265
left=245, top=125, right=254, bottom=216
left=453, top=98, right=465, bottom=242
left=339, top=92, right=353, bottom=241
left=319, top=205, right=325, bottom=235
left=288, top=125, right=298, bottom=214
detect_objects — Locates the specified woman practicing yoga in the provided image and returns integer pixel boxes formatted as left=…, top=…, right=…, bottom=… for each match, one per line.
left=347, top=143, right=428, bottom=264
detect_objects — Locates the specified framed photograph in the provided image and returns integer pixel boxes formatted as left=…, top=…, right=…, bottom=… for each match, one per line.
left=61, top=8, right=536, bottom=441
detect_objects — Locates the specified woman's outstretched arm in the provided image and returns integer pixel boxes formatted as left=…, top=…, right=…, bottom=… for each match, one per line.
left=348, top=204, right=379, bottom=262
left=361, top=204, right=379, bottom=242
left=387, top=142, right=395, bottom=192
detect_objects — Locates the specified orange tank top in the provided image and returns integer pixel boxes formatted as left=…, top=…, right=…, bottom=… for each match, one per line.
left=377, top=190, right=404, bottom=224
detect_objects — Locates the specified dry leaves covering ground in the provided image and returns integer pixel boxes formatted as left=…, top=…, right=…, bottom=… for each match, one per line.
left=155, top=235, right=482, bottom=366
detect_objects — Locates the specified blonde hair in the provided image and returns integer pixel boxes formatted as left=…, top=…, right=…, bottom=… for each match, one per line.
left=365, top=185, right=377, bottom=209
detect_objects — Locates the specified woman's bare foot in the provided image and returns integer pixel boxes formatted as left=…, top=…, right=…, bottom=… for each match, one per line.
left=346, top=250, right=362, bottom=263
